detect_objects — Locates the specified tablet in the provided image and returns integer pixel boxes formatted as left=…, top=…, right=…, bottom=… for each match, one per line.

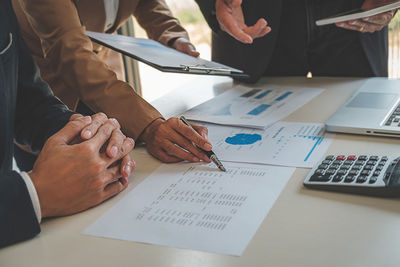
left=316, top=1, right=400, bottom=26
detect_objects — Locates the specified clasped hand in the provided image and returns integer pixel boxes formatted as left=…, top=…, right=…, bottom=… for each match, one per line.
left=30, top=113, right=135, bottom=218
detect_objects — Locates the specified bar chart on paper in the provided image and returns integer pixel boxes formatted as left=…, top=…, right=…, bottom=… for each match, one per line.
left=183, top=85, right=324, bottom=129
left=203, top=122, right=334, bottom=168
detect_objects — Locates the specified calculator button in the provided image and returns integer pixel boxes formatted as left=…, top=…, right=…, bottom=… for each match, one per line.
left=369, top=177, right=378, bottom=184
left=325, top=169, right=336, bottom=175
left=341, top=164, right=352, bottom=170
left=358, top=155, right=368, bottom=160
left=314, top=169, right=324, bottom=175
left=337, top=169, right=347, bottom=175
left=344, top=160, right=354, bottom=165
left=347, top=155, right=357, bottom=160
left=355, top=160, right=365, bottom=165
left=333, top=160, right=342, bottom=165
left=369, top=156, right=379, bottom=161
left=336, top=155, right=346, bottom=160
left=332, top=175, right=344, bottom=182
left=349, top=170, right=359, bottom=176
left=318, top=164, right=329, bottom=170
left=325, top=155, right=335, bottom=160
left=361, top=170, right=371, bottom=176
left=366, top=160, right=378, bottom=165
left=309, top=174, right=331, bottom=182
left=376, top=165, right=384, bottom=171
left=322, top=160, right=332, bottom=164
left=363, top=165, right=374, bottom=171
left=373, top=170, right=381, bottom=176
left=356, top=176, right=368, bottom=183
left=351, top=165, right=362, bottom=170
left=381, top=156, right=388, bottom=161
left=344, top=175, right=356, bottom=183
left=330, top=163, right=341, bottom=169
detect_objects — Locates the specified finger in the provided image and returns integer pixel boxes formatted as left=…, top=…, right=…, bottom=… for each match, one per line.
left=224, top=19, right=253, bottom=43
left=50, top=116, right=92, bottom=145
left=163, top=138, right=203, bottom=162
left=347, top=20, right=381, bottom=33
left=120, top=156, right=136, bottom=178
left=185, top=44, right=200, bottom=57
left=87, top=119, right=119, bottom=150
left=69, top=113, right=83, bottom=121
left=107, top=137, right=135, bottom=165
left=245, top=18, right=270, bottom=38
left=362, top=11, right=395, bottom=25
left=80, top=112, right=110, bottom=139
left=176, top=120, right=212, bottom=151
left=102, top=178, right=128, bottom=201
left=336, top=22, right=367, bottom=32
left=106, top=128, right=125, bottom=158
left=191, top=124, right=208, bottom=139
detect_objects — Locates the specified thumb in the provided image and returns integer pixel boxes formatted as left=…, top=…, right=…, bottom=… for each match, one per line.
left=51, top=115, right=92, bottom=145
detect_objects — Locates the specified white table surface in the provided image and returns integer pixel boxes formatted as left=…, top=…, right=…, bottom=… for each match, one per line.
left=1, top=76, right=400, bottom=267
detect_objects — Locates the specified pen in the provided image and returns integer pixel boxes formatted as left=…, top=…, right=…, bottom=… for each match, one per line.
left=179, top=116, right=226, bottom=172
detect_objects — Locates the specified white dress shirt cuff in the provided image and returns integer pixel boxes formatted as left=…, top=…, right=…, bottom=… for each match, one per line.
left=20, top=171, right=42, bottom=223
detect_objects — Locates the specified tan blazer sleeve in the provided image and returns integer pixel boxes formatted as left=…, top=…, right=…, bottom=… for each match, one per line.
left=17, top=0, right=163, bottom=140
left=134, top=0, right=190, bottom=45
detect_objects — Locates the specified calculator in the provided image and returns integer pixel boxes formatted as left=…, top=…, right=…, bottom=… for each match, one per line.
left=304, top=155, right=400, bottom=197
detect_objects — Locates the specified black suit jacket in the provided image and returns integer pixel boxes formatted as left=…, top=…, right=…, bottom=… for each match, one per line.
left=196, top=0, right=388, bottom=82
left=0, top=0, right=74, bottom=248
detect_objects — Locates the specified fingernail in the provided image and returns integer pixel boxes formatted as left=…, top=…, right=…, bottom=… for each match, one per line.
left=130, top=160, right=136, bottom=169
left=204, top=143, right=212, bottom=150
left=83, top=116, right=91, bottom=122
left=110, top=146, right=118, bottom=157
left=83, top=130, right=92, bottom=139
left=109, top=118, right=118, bottom=126
left=124, top=165, right=132, bottom=176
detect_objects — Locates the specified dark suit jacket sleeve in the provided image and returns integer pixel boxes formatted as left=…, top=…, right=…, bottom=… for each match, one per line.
left=14, top=29, right=74, bottom=152
left=195, top=0, right=221, bottom=33
left=0, top=16, right=74, bottom=247
left=0, top=171, right=41, bottom=248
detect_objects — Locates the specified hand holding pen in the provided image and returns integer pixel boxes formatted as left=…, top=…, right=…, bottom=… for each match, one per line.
left=180, top=116, right=226, bottom=172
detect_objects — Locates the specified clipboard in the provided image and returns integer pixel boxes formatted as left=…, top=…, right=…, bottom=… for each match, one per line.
left=86, top=31, right=249, bottom=78
left=316, top=0, right=400, bottom=26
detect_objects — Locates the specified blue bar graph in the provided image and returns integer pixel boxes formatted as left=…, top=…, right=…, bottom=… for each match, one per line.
left=304, top=137, right=323, bottom=162
left=248, top=104, right=271, bottom=115
left=255, top=90, right=272, bottom=99
left=275, top=92, right=292, bottom=101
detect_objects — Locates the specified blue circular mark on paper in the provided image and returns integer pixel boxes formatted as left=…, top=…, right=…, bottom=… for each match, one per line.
left=225, top=133, right=262, bottom=145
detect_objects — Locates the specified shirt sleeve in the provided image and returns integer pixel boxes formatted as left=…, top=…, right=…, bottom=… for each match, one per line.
left=19, top=172, right=41, bottom=223
left=134, top=0, right=190, bottom=45
left=16, top=0, right=163, bottom=140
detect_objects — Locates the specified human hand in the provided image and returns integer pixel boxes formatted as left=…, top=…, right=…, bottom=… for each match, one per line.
left=30, top=116, right=136, bottom=217
left=336, top=0, right=397, bottom=33
left=139, top=118, right=212, bottom=163
left=171, top=37, right=200, bottom=57
left=215, top=0, right=271, bottom=43
left=69, top=113, right=131, bottom=172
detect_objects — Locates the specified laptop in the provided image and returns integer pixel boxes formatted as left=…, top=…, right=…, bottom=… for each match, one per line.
left=326, top=78, right=400, bottom=137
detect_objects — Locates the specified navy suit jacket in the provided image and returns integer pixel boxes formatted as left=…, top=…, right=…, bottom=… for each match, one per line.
left=0, top=0, right=74, bottom=247
left=196, top=0, right=388, bottom=82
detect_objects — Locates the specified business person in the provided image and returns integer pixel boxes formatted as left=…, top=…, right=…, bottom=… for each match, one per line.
left=1, top=0, right=135, bottom=247
left=196, top=0, right=396, bottom=82
left=12, top=0, right=212, bottom=170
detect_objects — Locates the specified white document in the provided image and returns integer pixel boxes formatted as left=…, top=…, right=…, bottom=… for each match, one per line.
left=83, top=162, right=295, bottom=256
left=203, top=121, right=334, bottom=168
left=183, top=85, right=324, bottom=129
